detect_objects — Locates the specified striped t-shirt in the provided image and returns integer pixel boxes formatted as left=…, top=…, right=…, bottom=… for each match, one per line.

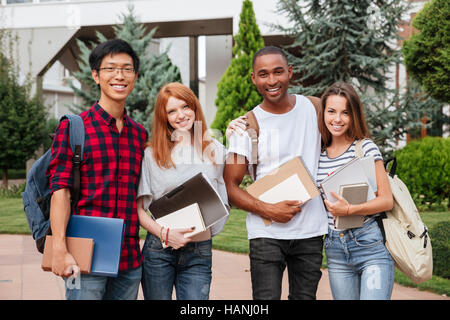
left=316, top=139, right=383, bottom=230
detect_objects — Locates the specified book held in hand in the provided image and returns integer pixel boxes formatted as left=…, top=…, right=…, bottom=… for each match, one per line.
left=149, top=173, right=229, bottom=233
left=334, top=183, right=369, bottom=229
left=156, top=203, right=206, bottom=246
left=320, top=157, right=376, bottom=203
left=65, top=215, right=125, bottom=277
left=42, top=236, right=94, bottom=274
left=246, top=156, right=320, bottom=226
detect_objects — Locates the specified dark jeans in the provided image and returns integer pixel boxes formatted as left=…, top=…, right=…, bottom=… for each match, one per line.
left=249, top=236, right=324, bottom=300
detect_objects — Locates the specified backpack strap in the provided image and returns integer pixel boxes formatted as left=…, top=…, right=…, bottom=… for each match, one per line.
left=384, top=157, right=397, bottom=178
left=60, top=115, right=85, bottom=212
left=244, top=110, right=259, bottom=181
left=354, top=139, right=364, bottom=158
left=355, top=138, right=387, bottom=244
left=375, top=212, right=387, bottom=245
left=305, top=95, right=321, bottom=116
left=65, top=115, right=85, bottom=162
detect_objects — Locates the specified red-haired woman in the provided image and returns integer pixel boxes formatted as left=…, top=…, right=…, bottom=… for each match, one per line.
left=136, top=82, right=229, bottom=300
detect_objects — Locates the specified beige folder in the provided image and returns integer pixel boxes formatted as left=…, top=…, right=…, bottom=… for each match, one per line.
left=41, top=236, right=94, bottom=274
left=246, top=156, right=320, bottom=226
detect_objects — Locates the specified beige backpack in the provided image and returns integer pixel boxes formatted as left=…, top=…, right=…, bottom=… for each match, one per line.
left=355, top=141, right=433, bottom=284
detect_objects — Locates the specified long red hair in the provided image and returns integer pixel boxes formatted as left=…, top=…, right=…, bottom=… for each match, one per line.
left=148, top=82, right=215, bottom=168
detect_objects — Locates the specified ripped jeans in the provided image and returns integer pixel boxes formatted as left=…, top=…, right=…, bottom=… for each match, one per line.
left=141, top=233, right=212, bottom=300
left=325, top=219, right=394, bottom=300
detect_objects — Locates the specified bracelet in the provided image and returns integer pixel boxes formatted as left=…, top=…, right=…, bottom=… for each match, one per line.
left=165, top=228, right=170, bottom=246
left=346, top=203, right=351, bottom=216
left=159, top=226, right=164, bottom=243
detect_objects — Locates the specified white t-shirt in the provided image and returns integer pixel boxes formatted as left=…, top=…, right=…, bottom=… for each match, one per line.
left=227, top=95, right=328, bottom=240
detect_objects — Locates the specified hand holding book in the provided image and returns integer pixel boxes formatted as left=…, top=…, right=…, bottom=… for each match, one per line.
left=324, top=191, right=351, bottom=216
left=262, top=200, right=303, bottom=224
left=324, top=183, right=368, bottom=229
left=162, top=226, right=196, bottom=250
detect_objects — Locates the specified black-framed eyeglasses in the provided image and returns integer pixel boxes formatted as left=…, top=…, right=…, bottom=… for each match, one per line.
left=99, top=67, right=136, bottom=76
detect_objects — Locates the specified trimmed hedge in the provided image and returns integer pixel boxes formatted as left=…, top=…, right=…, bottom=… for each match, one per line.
left=394, top=137, right=450, bottom=211
left=429, top=221, right=450, bottom=279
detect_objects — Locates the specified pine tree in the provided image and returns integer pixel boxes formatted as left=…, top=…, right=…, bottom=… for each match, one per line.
left=277, top=0, right=406, bottom=96
left=210, top=0, right=264, bottom=138
left=68, top=4, right=181, bottom=131
left=276, top=0, right=439, bottom=153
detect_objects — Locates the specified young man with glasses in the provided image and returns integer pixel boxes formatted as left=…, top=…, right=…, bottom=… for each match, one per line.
left=47, top=39, right=148, bottom=300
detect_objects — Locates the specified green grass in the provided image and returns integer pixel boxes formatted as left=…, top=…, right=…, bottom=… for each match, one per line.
left=0, top=197, right=30, bottom=234
left=212, top=208, right=249, bottom=253
left=2, top=196, right=449, bottom=295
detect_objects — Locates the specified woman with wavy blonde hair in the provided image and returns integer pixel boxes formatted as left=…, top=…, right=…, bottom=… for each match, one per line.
left=136, top=82, right=229, bottom=300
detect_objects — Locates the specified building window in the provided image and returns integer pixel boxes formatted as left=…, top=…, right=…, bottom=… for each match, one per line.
left=6, top=0, right=32, bottom=4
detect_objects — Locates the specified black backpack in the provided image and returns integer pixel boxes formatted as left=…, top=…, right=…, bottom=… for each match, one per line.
left=22, top=115, right=85, bottom=253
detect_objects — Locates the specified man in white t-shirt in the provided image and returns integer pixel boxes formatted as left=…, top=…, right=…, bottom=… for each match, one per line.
left=224, top=46, right=328, bottom=300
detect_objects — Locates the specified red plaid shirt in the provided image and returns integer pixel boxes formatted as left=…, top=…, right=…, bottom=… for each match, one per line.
left=47, top=103, right=148, bottom=271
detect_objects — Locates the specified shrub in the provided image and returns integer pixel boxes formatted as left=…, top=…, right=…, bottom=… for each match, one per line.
left=0, top=182, right=25, bottom=198
left=428, top=221, right=450, bottom=279
left=394, top=137, right=450, bottom=211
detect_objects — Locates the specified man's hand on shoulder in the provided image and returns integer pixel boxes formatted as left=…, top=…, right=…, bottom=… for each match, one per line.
left=226, top=115, right=248, bottom=139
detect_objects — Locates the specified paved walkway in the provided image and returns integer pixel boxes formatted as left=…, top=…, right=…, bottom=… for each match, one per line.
left=0, top=234, right=448, bottom=300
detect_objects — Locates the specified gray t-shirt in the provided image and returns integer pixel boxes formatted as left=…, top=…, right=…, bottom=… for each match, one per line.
left=137, top=139, right=229, bottom=237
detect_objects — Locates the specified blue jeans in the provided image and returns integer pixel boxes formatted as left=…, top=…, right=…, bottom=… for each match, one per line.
left=325, top=219, right=394, bottom=300
left=141, top=233, right=212, bottom=300
left=249, top=236, right=324, bottom=300
left=65, top=266, right=142, bottom=300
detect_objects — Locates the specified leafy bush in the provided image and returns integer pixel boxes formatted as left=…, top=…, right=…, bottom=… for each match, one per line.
left=402, top=0, right=450, bottom=103
left=394, top=137, right=450, bottom=211
left=429, top=221, right=450, bottom=279
left=0, top=182, right=25, bottom=198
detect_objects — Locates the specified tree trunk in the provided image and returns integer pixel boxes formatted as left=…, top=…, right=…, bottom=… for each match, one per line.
left=2, top=168, right=8, bottom=189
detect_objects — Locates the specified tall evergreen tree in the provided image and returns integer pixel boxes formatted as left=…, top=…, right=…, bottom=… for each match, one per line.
left=68, top=4, right=181, bottom=131
left=275, top=0, right=437, bottom=153
left=277, top=0, right=406, bottom=96
left=210, top=0, right=265, bottom=137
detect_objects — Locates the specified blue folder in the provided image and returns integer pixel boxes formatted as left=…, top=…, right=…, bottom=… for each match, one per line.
left=66, top=215, right=125, bottom=277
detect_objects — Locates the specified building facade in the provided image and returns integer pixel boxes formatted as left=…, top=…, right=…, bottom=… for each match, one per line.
left=1, top=0, right=429, bottom=128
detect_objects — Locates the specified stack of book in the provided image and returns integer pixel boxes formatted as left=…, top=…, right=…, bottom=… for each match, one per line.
left=42, top=215, right=125, bottom=277
left=320, top=156, right=377, bottom=229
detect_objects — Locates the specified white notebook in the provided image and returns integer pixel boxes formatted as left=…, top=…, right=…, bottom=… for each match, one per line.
left=259, top=174, right=310, bottom=204
left=320, top=157, right=376, bottom=203
left=156, top=203, right=206, bottom=241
